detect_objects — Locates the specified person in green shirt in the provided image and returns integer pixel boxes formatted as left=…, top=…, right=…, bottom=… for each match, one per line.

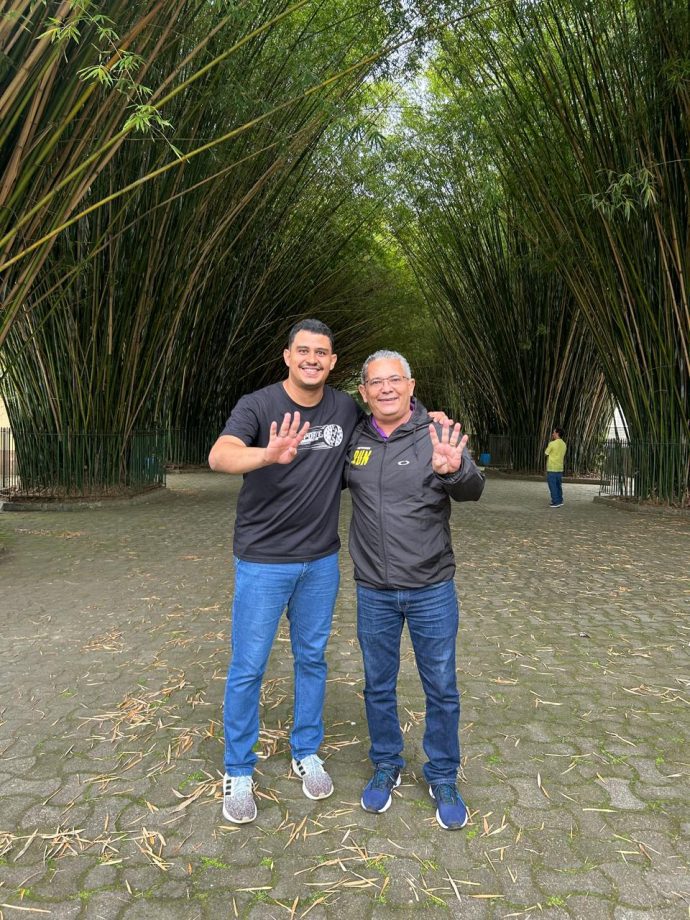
left=545, top=428, right=567, bottom=507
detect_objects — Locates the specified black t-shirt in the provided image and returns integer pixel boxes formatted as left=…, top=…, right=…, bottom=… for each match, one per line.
left=221, top=382, right=362, bottom=563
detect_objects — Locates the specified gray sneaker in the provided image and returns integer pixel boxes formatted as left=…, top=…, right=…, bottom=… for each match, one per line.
left=291, top=754, right=334, bottom=800
left=222, top=774, right=257, bottom=824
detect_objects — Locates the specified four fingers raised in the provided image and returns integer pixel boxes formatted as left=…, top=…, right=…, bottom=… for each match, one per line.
left=429, top=420, right=463, bottom=447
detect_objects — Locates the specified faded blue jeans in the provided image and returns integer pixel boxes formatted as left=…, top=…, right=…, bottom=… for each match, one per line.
left=223, top=552, right=339, bottom=776
left=356, top=579, right=461, bottom=786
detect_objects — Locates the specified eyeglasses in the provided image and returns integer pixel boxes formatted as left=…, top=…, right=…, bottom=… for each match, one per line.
left=364, top=375, right=409, bottom=390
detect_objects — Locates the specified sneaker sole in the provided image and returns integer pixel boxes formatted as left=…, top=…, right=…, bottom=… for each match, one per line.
left=429, top=786, right=468, bottom=831
left=434, top=809, right=468, bottom=830
left=302, top=784, right=334, bottom=801
left=361, top=773, right=401, bottom=813
left=291, top=758, right=334, bottom=801
left=222, top=803, right=257, bottom=824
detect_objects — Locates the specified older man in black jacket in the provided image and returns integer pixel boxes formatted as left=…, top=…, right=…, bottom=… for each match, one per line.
left=345, top=350, right=484, bottom=830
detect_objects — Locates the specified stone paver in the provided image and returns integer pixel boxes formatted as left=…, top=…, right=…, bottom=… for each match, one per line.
left=0, top=474, right=688, bottom=919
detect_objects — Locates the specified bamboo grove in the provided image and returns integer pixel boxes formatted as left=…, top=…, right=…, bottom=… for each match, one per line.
left=1, top=0, right=688, bottom=504
left=0, top=0, right=423, bottom=491
left=385, top=0, right=689, bottom=503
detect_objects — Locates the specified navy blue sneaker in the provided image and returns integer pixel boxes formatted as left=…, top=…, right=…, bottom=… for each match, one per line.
left=429, top=783, right=468, bottom=830
left=361, top=765, right=401, bottom=813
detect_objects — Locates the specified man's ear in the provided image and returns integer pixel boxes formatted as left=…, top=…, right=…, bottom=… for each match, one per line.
left=283, top=348, right=290, bottom=367
left=358, top=383, right=368, bottom=405
left=329, top=353, right=337, bottom=370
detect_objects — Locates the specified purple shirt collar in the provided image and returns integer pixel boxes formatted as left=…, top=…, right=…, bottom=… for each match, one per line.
left=370, top=399, right=416, bottom=440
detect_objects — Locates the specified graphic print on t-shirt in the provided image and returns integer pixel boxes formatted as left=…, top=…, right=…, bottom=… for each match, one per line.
left=350, top=446, right=372, bottom=466
left=221, top=383, right=362, bottom=561
left=297, top=424, right=344, bottom=450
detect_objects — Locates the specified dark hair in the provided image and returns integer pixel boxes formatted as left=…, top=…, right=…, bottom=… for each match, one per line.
left=553, top=427, right=564, bottom=438
left=288, top=318, right=334, bottom=350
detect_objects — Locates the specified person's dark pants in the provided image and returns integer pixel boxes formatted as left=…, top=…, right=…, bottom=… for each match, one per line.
left=547, top=471, right=563, bottom=505
left=356, top=579, right=460, bottom=786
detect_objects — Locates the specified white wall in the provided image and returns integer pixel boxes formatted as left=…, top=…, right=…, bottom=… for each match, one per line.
left=607, top=405, right=628, bottom=440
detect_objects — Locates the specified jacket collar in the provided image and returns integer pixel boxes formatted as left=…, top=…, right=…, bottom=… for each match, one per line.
left=367, top=398, right=430, bottom=439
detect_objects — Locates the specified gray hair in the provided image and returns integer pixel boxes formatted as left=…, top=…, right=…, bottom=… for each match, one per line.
left=360, top=350, right=412, bottom=384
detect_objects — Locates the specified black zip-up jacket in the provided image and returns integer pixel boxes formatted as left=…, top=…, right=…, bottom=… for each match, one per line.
left=345, top=401, right=485, bottom=590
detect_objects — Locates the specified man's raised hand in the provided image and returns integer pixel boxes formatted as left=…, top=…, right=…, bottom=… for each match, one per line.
left=429, top=420, right=468, bottom=475
left=265, top=412, right=310, bottom=465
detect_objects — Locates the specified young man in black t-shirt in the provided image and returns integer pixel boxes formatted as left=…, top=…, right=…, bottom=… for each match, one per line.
left=209, top=319, right=362, bottom=823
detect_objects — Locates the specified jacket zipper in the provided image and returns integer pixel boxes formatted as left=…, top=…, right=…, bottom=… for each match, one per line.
left=378, top=439, right=389, bottom=584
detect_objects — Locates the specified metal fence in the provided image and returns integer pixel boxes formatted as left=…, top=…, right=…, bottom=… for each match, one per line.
left=0, top=426, right=219, bottom=498
left=476, top=434, right=689, bottom=503
left=2, top=427, right=687, bottom=504
left=166, top=427, right=217, bottom=468
left=476, top=434, right=600, bottom=476
left=0, top=428, right=166, bottom=499
left=0, top=426, right=16, bottom=490
left=597, top=438, right=689, bottom=504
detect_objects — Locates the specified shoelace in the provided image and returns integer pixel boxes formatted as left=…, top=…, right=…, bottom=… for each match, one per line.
left=229, top=776, right=252, bottom=794
left=371, top=768, right=397, bottom=789
left=433, top=783, right=459, bottom=804
left=300, top=755, right=324, bottom=775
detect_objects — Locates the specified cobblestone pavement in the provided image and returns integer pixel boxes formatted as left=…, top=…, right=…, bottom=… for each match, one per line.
left=0, top=474, right=688, bottom=920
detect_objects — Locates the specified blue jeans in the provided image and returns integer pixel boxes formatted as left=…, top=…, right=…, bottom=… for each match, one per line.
left=547, top=471, right=563, bottom=505
left=224, top=552, right=339, bottom=776
left=356, top=580, right=460, bottom=785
